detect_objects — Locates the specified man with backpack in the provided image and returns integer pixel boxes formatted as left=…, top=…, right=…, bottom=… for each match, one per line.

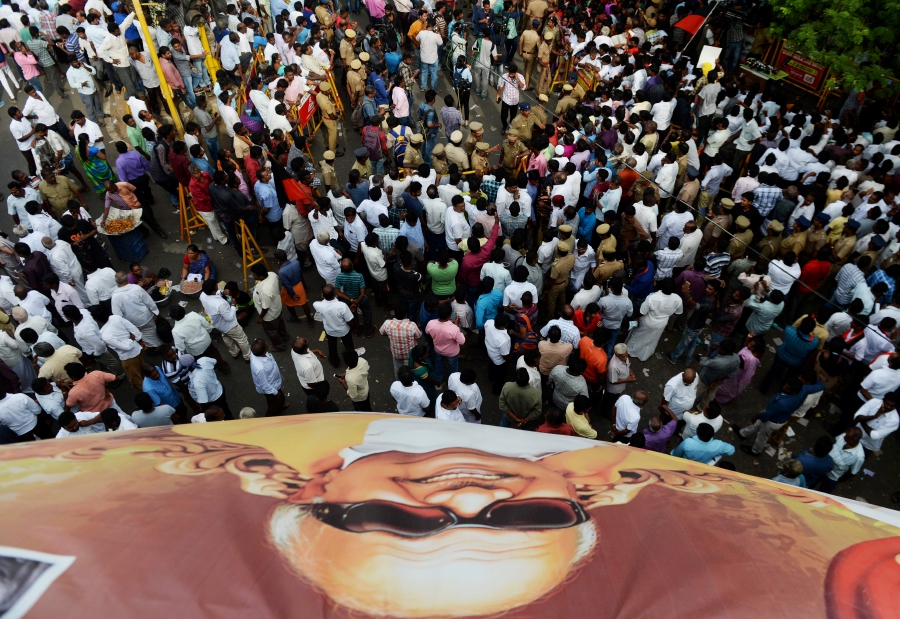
left=416, top=89, right=440, bottom=165
left=471, top=29, right=497, bottom=99
left=361, top=116, right=388, bottom=175
left=387, top=116, right=411, bottom=170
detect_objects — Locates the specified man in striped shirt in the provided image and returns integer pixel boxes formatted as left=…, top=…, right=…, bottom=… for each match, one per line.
left=751, top=172, right=783, bottom=218
left=703, top=236, right=732, bottom=278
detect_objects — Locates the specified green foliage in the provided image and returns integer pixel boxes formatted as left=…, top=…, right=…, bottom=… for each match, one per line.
left=765, top=0, right=900, bottom=95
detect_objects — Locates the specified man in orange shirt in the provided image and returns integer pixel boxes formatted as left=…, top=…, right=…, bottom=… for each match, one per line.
left=64, top=363, right=122, bottom=414
left=579, top=329, right=609, bottom=395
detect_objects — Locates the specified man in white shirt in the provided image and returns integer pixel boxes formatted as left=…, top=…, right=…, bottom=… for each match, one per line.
left=94, top=307, right=146, bottom=391
left=43, top=238, right=89, bottom=304
left=6, top=182, right=40, bottom=231
left=854, top=394, right=900, bottom=453
left=821, top=427, right=866, bottom=492
left=199, top=281, right=251, bottom=361
left=436, top=389, right=466, bottom=421
left=0, top=388, right=48, bottom=440
left=447, top=369, right=483, bottom=422
left=110, top=271, right=161, bottom=347
left=357, top=193, right=389, bottom=227
left=390, top=365, right=431, bottom=416
left=188, top=356, right=232, bottom=418
left=312, top=284, right=355, bottom=368
left=484, top=315, right=512, bottom=393
left=503, top=267, right=538, bottom=310
left=696, top=74, right=722, bottom=140
left=661, top=370, right=699, bottom=420
left=61, top=305, right=124, bottom=379
left=443, top=197, right=471, bottom=253
left=65, top=58, right=102, bottom=123
left=22, top=87, right=64, bottom=130
left=97, top=12, right=138, bottom=96
left=309, top=230, right=342, bottom=284
left=612, top=391, right=648, bottom=440
left=416, top=22, right=442, bottom=91
left=682, top=399, right=725, bottom=439
left=250, top=263, right=288, bottom=351
left=250, top=339, right=287, bottom=417
left=85, top=266, right=118, bottom=310
left=170, top=304, right=230, bottom=372
left=56, top=410, right=106, bottom=438
left=291, top=336, right=327, bottom=394
left=9, top=106, right=39, bottom=175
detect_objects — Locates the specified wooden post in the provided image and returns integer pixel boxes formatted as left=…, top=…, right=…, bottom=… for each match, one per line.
left=237, top=219, right=270, bottom=290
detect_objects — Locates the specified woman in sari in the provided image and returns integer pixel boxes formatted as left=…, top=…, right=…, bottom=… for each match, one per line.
left=509, top=291, right=540, bottom=354
left=127, top=262, right=158, bottom=290
left=180, top=244, right=217, bottom=283
left=408, top=344, right=439, bottom=413
left=76, top=134, right=116, bottom=195
left=716, top=334, right=765, bottom=404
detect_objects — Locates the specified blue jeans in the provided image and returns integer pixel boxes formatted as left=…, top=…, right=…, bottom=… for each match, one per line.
left=420, top=61, right=439, bottom=90
left=347, top=0, right=360, bottom=12
left=192, top=58, right=211, bottom=87
left=397, top=297, right=421, bottom=325
left=205, top=137, right=219, bottom=164
left=176, top=87, right=196, bottom=109
left=372, top=157, right=385, bottom=175
left=425, top=229, right=445, bottom=259
left=27, top=76, right=43, bottom=94
left=707, top=332, right=728, bottom=357
left=669, top=326, right=702, bottom=363
left=499, top=414, right=513, bottom=428
left=603, top=327, right=620, bottom=357
left=423, top=130, right=437, bottom=165
left=434, top=353, right=458, bottom=383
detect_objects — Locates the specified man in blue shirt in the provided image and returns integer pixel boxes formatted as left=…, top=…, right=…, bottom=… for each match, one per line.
left=367, top=65, right=390, bottom=106
left=759, top=317, right=820, bottom=392
left=576, top=204, right=598, bottom=241
left=625, top=258, right=655, bottom=317
left=734, top=376, right=824, bottom=456
left=475, top=277, right=503, bottom=329
left=141, top=364, right=183, bottom=413
left=793, top=435, right=836, bottom=488
left=189, top=145, right=216, bottom=175
left=672, top=422, right=735, bottom=464
left=255, top=168, right=283, bottom=244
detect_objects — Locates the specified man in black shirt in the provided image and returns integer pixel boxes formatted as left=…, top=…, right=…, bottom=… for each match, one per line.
left=666, top=280, right=720, bottom=366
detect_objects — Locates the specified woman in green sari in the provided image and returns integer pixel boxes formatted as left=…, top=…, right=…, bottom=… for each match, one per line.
left=408, top=344, right=440, bottom=414
left=76, top=133, right=116, bottom=195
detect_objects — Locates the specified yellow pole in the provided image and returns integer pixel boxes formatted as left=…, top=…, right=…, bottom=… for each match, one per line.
left=132, top=0, right=184, bottom=137
left=198, top=24, right=220, bottom=84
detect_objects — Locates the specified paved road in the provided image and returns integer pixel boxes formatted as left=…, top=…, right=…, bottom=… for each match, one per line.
left=1, top=36, right=898, bottom=510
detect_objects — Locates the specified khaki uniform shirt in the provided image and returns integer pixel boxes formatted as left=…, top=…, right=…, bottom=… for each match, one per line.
left=39, top=177, right=80, bottom=214
left=403, top=145, right=424, bottom=168
left=832, top=235, right=856, bottom=264
left=727, top=230, right=753, bottom=259
left=678, top=178, right=701, bottom=206
left=804, top=228, right=827, bottom=256
left=471, top=153, right=490, bottom=175
left=780, top=231, right=807, bottom=258
left=573, top=83, right=587, bottom=101
left=315, top=5, right=334, bottom=29
left=432, top=156, right=449, bottom=175
left=317, top=93, right=337, bottom=119
left=347, top=71, right=365, bottom=102
left=538, top=41, right=551, bottom=66
left=510, top=114, right=535, bottom=141
left=702, top=212, right=731, bottom=243
left=464, top=133, right=481, bottom=159
left=555, top=95, right=577, bottom=116
left=549, top=253, right=575, bottom=286
left=530, top=105, right=547, bottom=127
left=445, top=143, right=470, bottom=170
left=598, top=236, right=617, bottom=256
left=351, top=160, right=373, bottom=178
left=321, top=161, right=338, bottom=188
left=520, top=30, right=540, bottom=55
left=593, top=258, right=624, bottom=282
left=758, top=235, right=782, bottom=260
left=339, top=38, right=355, bottom=65
left=500, top=140, right=528, bottom=171
left=526, top=0, right=548, bottom=19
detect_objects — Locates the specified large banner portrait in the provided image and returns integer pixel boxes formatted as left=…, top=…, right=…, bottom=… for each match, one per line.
left=0, top=414, right=898, bottom=618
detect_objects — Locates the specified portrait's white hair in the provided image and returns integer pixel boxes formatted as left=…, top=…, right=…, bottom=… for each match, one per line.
left=268, top=504, right=598, bottom=617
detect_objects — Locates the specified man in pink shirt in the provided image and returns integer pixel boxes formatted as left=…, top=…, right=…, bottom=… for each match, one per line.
left=425, top=303, right=466, bottom=383
left=392, top=73, right=412, bottom=127
left=158, top=46, right=195, bottom=109
left=64, top=364, right=120, bottom=414
left=459, top=216, right=500, bottom=307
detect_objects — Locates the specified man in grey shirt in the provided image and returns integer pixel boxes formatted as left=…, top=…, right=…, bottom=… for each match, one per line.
left=548, top=357, right=589, bottom=411
left=131, top=392, right=176, bottom=427
left=192, top=97, right=221, bottom=163
left=696, top=338, right=741, bottom=409
left=598, top=278, right=633, bottom=357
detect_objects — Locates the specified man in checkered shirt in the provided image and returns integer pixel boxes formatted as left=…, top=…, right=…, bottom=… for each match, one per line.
left=440, top=94, right=463, bottom=140
left=654, top=236, right=684, bottom=280
left=379, top=306, right=423, bottom=377
left=751, top=172, right=783, bottom=218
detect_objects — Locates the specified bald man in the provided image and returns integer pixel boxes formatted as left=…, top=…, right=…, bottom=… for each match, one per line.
left=643, top=401, right=678, bottom=452
left=660, top=369, right=699, bottom=420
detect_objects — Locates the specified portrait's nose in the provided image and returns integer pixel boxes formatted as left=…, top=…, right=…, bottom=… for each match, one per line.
left=423, top=485, right=514, bottom=517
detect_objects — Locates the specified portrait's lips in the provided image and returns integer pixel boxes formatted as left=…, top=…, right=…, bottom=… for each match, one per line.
left=407, top=469, right=520, bottom=485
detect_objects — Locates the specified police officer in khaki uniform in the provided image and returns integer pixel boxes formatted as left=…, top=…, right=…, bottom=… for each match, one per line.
left=471, top=142, right=492, bottom=175
left=347, top=59, right=365, bottom=108
left=555, top=84, right=578, bottom=115
left=465, top=121, right=484, bottom=159
left=339, top=29, right=357, bottom=80
left=726, top=215, right=754, bottom=259
left=320, top=150, right=338, bottom=188
left=537, top=32, right=553, bottom=95
left=547, top=241, right=575, bottom=313
left=532, top=93, right=549, bottom=130
left=499, top=129, right=528, bottom=176
left=317, top=82, right=342, bottom=154
left=758, top=221, right=784, bottom=260
left=432, top=143, right=450, bottom=175
left=518, top=19, right=541, bottom=90
left=572, top=79, right=587, bottom=102
left=779, top=216, right=809, bottom=259
left=509, top=103, right=536, bottom=142
left=315, top=0, right=335, bottom=41
left=403, top=134, right=426, bottom=169
left=446, top=130, right=470, bottom=170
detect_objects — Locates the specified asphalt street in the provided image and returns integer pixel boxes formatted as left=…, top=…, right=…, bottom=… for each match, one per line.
left=1, top=35, right=898, bottom=509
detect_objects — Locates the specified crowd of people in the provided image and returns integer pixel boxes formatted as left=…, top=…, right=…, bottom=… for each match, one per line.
left=0, top=0, right=899, bottom=501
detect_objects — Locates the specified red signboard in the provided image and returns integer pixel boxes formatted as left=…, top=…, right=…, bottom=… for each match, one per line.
left=296, top=91, right=318, bottom=127
left=776, top=44, right=827, bottom=91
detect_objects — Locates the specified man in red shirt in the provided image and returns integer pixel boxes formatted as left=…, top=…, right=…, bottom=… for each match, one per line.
left=169, top=141, right=192, bottom=188
left=579, top=329, right=609, bottom=394
left=188, top=167, right=229, bottom=245
left=536, top=407, right=576, bottom=435
left=574, top=304, right=602, bottom=337
left=784, top=245, right=832, bottom=321
left=458, top=215, right=500, bottom=306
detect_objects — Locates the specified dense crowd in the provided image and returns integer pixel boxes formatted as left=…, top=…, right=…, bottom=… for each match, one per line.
left=0, top=0, right=898, bottom=500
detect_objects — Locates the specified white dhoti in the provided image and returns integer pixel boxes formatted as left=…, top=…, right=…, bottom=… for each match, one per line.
left=198, top=210, right=229, bottom=245
left=138, top=319, right=163, bottom=347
